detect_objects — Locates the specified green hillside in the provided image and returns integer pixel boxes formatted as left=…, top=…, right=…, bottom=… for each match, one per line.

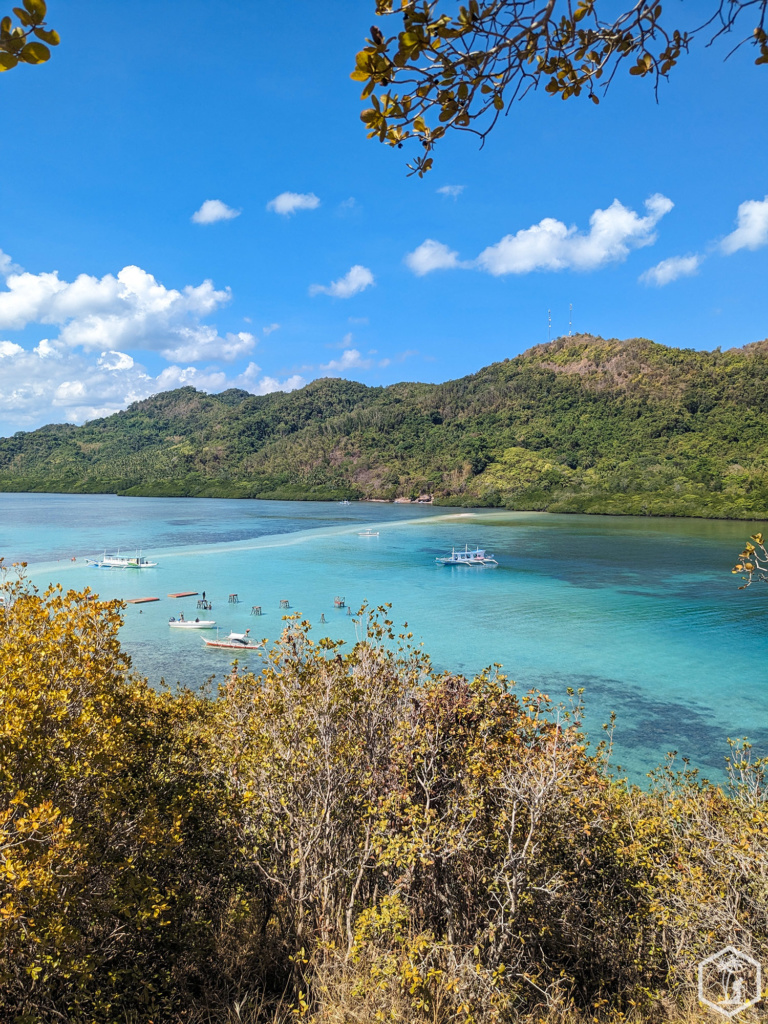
left=2, top=334, right=768, bottom=518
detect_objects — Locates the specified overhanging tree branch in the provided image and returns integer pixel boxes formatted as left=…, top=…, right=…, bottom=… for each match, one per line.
left=0, top=0, right=59, bottom=73
left=352, top=1, right=768, bottom=175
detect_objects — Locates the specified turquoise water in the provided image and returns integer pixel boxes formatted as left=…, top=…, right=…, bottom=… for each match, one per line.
left=2, top=492, right=767, bottom=783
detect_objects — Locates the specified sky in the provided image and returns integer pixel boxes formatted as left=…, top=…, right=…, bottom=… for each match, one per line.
left=1, top=0, right=767, bottom=434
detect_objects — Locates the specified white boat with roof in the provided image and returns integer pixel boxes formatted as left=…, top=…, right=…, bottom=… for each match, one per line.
left=85, top=550, right=158, bottom=569
left=435, top=545, right=498, bottom=566
left=202, top=628, right=265, bottom=651
left=169, top=616, right=216, bottom=629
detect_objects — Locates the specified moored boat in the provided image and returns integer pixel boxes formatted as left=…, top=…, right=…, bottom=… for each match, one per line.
left=435, top=544, right=483, bottom=566
left=86, top=550, right=158, bottom=568
left=436, top=544, right=497, bottom=566
left=358, top=529, right=379, bottom=537
left=169, top=617, right=216, bottom=629
left=202, top=629, right=265, bottom=651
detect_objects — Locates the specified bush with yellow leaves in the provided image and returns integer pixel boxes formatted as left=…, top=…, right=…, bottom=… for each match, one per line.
left=0, top=566, right=766, bottom=1023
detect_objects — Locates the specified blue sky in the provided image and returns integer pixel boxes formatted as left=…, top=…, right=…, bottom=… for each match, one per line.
left=1, top=0, right=767, bottom=432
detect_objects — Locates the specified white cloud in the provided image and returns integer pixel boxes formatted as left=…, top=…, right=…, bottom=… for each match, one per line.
left=309, top=265, right=374, bottom=299
left=437, top=184, right=465, bottom=199
left=320, top=348, right=373, bottom=372
left=640, top=254, right=702, bottom=286
left=98, top=349, right=134, bottom=371
left=246, top=371, right=307, bottom=395
left=0, top=341, right=307, bottom=434
left=405, top=239, right=465, bottom=276
left=159, top=330, right=255, bottom=364
left=0, top=262, right=247, bottom=362
left=191, top=199, right=241, bottom=225
left=721, top=196, right=768, bottom=254
left=0, top=250, right=21, bottom=277
left=477, top=194, right=673, bottom=275
left=267, top=191, right=321, bottom=216
left=0, top=249, right=308, bottom=431
left=262, top=323, right=280, bottom=336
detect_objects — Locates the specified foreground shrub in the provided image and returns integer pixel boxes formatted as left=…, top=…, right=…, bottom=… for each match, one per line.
left=0, top=567, right=766, bottom=1022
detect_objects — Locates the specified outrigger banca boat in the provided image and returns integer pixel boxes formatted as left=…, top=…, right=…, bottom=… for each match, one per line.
left=435, top=545, right=498, bottom=566
left=169, top=617, right=216, bottom=629
left=85, top=550, right=158, bottom=568
left=202, top=629, right=265, bottom=651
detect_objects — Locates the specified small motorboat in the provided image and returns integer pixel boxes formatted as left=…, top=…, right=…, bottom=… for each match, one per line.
left=358, top=529, right=379, bottom=537
left=169, top=617, right=216, bottom=629
left=203, top=629, right=265, bottom=651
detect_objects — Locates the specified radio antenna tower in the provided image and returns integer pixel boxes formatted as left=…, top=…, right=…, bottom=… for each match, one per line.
left=547, top=309, right=551, bottom=343
left=569, top=303, right=573, bottom=336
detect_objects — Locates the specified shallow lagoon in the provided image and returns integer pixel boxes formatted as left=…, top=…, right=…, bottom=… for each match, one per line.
left=3, top=491, right=767, bottom=783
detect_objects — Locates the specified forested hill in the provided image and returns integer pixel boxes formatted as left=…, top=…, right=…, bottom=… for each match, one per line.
left=2, top=334, right=768, bottom=518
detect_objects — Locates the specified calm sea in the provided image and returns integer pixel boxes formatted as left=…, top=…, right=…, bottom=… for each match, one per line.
left=2, top=492, right=766, bottom=784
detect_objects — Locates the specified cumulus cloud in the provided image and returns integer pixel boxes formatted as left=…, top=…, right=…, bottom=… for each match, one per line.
left=0, top=341, right=306, bottom=434
left=309, top=265, right=374, bottom=299
left=0, top=250, right=21, bottom=277
left=0, top=262, right=250, bottom=362
left=640, top=254, right=702, bottom=287
left=320, top=348, right=373, bottom=372
left=437, top=184, right=465, bottom=199
left=245, top=370, right=307, bottom=395
left=405, top=239, right=465, bottom=276
left=476, top=194, right=673, bottom=275
left=721, top=196, right=768, bottom=254
left=160, top=330, right=256, bottom=364
left=267, top=191, right=321, bottom=216
left=262, top=323, right=280, bottom=336
left=0, top=250, right=307, bottom=431
left=191, top=199, right=241, bottom=224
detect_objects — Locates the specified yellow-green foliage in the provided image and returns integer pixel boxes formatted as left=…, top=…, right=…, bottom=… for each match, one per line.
left=0, top=563, right=244, bottom=1021
left=467, top=446, right=568, bottom=498
left=0, top=568, right=766, bottom=1023
left=0, top=1, right=59, bottom=73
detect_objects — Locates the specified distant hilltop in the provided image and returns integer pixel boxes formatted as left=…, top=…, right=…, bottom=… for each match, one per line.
left=1, top=334, right=768, bottom=519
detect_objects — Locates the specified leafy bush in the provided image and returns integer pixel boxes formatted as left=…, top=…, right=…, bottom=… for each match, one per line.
left=0, top=568, right=766, bottom=1022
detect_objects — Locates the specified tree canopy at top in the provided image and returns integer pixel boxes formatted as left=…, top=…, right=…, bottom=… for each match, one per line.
left=352, top=0, right=768, bottom=174
left=0, top=0, right=58, bottom=73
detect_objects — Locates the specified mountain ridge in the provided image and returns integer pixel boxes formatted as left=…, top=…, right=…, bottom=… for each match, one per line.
left=2, top=334, right=767, bottom=519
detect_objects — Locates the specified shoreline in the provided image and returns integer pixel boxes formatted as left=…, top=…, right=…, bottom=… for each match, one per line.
left=1, top=482, right=766, bottom=524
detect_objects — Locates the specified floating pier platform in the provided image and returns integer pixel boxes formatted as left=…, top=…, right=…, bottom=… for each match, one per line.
left=168, top=591, right=198, bottom=598
left=126, top=597, right=160, bottom=604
